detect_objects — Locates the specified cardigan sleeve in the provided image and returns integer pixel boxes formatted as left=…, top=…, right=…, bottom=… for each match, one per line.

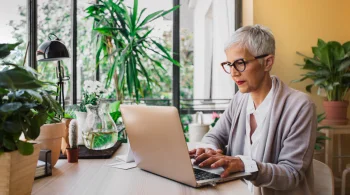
left=248, top=101, right=317, bottom=190
left=201, top=96, right=236, bottom=150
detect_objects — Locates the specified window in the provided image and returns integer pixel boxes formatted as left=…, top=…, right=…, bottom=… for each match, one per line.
left=36, top=0, right=72, bottom=102
left=1, top=0, right=27, bottom=65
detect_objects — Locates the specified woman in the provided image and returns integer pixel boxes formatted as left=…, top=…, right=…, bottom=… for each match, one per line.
left=190, top=24, right=316, bottom=195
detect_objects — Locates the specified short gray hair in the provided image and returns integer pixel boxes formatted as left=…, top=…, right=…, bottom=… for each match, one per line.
left=224, top=24, right=275, bottom=56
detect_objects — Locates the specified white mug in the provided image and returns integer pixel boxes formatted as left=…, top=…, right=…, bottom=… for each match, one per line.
left=188, top=112, right=210, bottom=142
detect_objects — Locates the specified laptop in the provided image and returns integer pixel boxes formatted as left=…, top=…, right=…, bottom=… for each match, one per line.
left=120, top=105, right=251, bottom=188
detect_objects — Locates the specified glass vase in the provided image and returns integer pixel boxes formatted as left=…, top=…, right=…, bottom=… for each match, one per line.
left=82, top=103, right=118, bottom=150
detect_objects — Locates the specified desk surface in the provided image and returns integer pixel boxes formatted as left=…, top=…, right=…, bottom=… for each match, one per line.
left=32, top=143, right=250, bottom=195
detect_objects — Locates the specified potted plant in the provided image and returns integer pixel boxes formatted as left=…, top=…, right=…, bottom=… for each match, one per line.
left=75, top=80, right=106, bottom=145
left=34, top=91, right=65, bottom=167
left=86, top=0, right=180, bottom=102
left=293, top=39, right=350, bottom=125
left=66, top=119, right=78, bottom=163
left=0, top=43, right=59, bottom=194
left=314, top=113, right=331, bottom=162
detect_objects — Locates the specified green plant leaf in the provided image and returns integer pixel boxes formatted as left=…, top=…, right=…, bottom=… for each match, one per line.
left=3, top=136, right=16, bottom=150
left=314, top=78, right=327, bottom=86
left=328, top=41, right=345, bottom=61
left=0, top=42, right=22, bottom=59
left=3, top=121, right=22, bottom=134
left=319, top=45, right=331, bottom=67
left=16, top=141, right=34, bottom=155
left=0, top=102, right=22, bottom=113
left=291, top=76, right=308, bottom=83
left=343, top=41, right=350, bottom=53
left=137, top=10, right=163, bottom=28
left=317, top=39, right=326, bottom=48
left=296, top=52, right=322, bottom=66
left=306, top=84, right=313, bottom=93
left=338, top=59, right=350, bottom=71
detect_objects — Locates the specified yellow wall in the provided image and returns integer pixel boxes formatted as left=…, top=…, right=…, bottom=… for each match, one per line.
left=252, top=0, right=350, bottom=116
left=245, top=0, right=350, bottom=191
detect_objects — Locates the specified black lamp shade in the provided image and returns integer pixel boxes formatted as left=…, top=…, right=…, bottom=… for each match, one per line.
left=36, top=40, right=69, bottom=61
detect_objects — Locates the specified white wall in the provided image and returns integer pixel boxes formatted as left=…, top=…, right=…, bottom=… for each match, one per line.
left=191, top=0, right=236, bottom=100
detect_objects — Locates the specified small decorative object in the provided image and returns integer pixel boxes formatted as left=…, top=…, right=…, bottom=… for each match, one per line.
left=188, top=112, right=210, bottom=142
left=82, top=102, right=118, bottom=150
left=66, top=119, right=79, bottom=163
left=210, top=112, right=220, bottom=128
left=75, top=80, right=107, bottom=145
left=293, top=39, right=350, bottom=125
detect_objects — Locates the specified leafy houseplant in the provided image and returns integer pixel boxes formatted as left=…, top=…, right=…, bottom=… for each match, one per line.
left=86, top=0, right=180, bottom=102
left=293, top=39, right=350, bottom=125
left=0, top=43, right=62, bottom=155
left=0, top=42, right=62, bottom=194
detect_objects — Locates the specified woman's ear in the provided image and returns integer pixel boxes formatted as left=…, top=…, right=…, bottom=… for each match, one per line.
left=264, top=55, right=274, bottom=71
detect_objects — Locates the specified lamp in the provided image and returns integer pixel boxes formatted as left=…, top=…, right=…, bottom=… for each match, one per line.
left=36, top=33, right=70, bottom=110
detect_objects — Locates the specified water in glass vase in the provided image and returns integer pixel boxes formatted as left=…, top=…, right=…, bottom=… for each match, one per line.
left=82, top=131, right=118, bottom=150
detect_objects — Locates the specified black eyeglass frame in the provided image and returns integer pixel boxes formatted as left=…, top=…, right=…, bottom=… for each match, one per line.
left=221, top=54, right=269, bottom=73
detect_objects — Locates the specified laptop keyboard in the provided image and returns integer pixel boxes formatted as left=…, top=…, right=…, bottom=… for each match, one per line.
left=193, top=168, right=221, bottom=181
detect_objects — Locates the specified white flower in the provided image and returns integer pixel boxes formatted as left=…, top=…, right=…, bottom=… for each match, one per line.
left=83, top=80, right=94, bottom=92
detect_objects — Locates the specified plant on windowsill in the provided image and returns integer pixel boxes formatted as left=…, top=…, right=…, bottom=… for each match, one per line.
left=0, top=42, right=61, bottom=194
left=293, top=39, right=350, bottom=125
left=85, top=0, right=180, bottom=103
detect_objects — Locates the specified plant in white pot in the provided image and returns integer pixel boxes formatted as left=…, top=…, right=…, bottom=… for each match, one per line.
left=75, top=80, right=106, bottom=145
left=293, top=39, right=350, bottom=125
left=0, top=43, right=60, bottom=195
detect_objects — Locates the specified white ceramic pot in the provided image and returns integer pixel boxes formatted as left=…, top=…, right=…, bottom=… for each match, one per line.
left=75, top=111, right=87, bottom=145
left=189, top=112, right=210, bottom=142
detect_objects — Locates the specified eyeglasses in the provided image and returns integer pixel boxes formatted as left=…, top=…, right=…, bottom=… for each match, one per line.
left=221, top=54, right=269, bottom=73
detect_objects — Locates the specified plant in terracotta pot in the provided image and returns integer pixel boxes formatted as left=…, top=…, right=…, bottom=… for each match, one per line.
left=293, top=39, right=350, bottom=125
left=66, top=119, right=78, bottom=163
left=35, top=92, right=65, bottom=167
left=0, top=42, right=59, bottom=194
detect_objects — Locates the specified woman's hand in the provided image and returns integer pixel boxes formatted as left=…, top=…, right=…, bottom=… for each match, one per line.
left=188, top=148, right=223, bottom=159
left=194, top=153, right=245, bottom=178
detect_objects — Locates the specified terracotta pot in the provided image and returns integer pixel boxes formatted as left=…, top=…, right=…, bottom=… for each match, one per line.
left=0, top=144, right=40, bottom=195
left=35, top=123, right=65, bottom=167
left=61, top=118, right=72, bottom=155
left=66, top=148, right=79, bottom=163
left=322, top=101, right=349, bottom=125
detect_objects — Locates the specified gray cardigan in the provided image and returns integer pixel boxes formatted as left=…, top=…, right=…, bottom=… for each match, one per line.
left=202, top=76, right=316, bottom=195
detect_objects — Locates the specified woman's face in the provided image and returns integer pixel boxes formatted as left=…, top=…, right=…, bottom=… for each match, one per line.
left=225, top=45, right=273, bottom=94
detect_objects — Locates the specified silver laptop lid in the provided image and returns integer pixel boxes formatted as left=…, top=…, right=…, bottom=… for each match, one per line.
left=120, top=105, right=197, bottom=187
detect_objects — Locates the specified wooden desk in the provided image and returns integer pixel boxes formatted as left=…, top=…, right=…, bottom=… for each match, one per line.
left=320, top=125, right=350, bottom=172
left=32, top=144, right=250, bottom=195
